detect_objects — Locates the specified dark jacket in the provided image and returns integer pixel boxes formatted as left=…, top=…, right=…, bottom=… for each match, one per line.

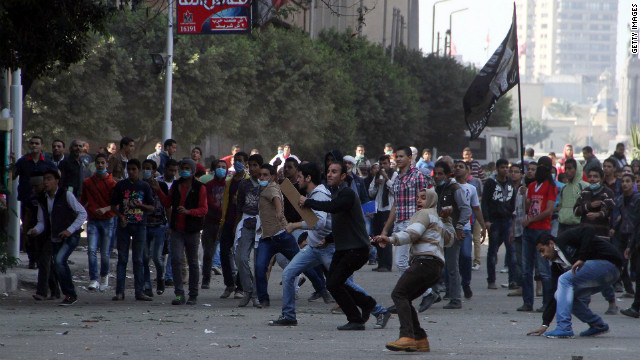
left=304, top=182, right=369, bottom=251
left=435, top=180, right=471, bottom=230
left=59, top=156, right=91, bottom=199
left=481, top=177, right=515, bottom=222
left=37, top=190, right=82, bottom=242
left=542, top=226, right=624, bottom=326
left=574, top=186, right=615, bottom=236
left=347, top=173, right=370, bottom=204
left=169, top=179, right=205, bottom=233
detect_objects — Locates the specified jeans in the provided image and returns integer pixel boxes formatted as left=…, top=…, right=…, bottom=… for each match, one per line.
left=555, top=260, right=619, bottom=332
left=521, top=228, right=553, bottom=307
left=220, top=222, right=241, bottom=290
left=460, top=229, right=473, bottom=287
left=372, top=210, right=393, bottom=270
left=213, top=243, right=221, bottom=268
left=144, top=225, right=166, bottom=289
left=394, top=220, right=410, bottom=273
left=255, top=231, right=325, bottom=304
left=164, top=225, right=173, bottom=281
left=392, top=258, right=443, bottom=339
left=52, top=234, right=79, bottom=298
left=116, top=223, right=146, bottom=296
left=170, top=230, right=201, bottom=297
left=444, top=236, right=463, bottom=302
left=201, top=222, right=219, bottom=284
left=327, top=247, right=376, bottom=324
left=236, top=224, right=257, bottom=295
left=109, top=216, right=118, bottom=254
left=282, top=244, right=335, bottom=320
left=487, top=220, right=517, bottom=284
left=87, top=218, right=115, bottom=281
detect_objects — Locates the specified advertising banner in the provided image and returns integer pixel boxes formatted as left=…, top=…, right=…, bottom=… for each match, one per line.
left=176, top=0, right=252, bottom=34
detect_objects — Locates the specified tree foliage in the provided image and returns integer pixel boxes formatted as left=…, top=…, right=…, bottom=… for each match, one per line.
left=22, top=6, right=513, bottom=162
left=521, top=117, right=552, bottom=146
left=0, top=0, right=113, bottom=94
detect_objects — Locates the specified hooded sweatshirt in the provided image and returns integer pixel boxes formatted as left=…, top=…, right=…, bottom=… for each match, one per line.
left=322, top=150, right=343, bottom=185
left=301, top=184, right=332, bottom=247
left=557, top=144, right=573, bottom=174
left=557, top=160, right=589, bottom=225
left=389, top=189, right=455, bottom=264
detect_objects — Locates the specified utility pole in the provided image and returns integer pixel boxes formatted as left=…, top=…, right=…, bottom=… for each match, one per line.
left=400, top=15, right=405, bottom=46
left=8, top=68, right=22, bottom=259
left=163, top=0, right=174, bottom=142
left=390, top=8, right=397, bottom=63
left=432, top=0, right=451, bottom=54
left=357, top=0, right=364, bottom=37
left=310, top=0, right=315, bottom=39
left=382, top=0, right=387, bottom=51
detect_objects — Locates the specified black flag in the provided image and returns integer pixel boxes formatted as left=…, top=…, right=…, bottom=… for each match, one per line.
left=463, top=4, right=519, bottom=139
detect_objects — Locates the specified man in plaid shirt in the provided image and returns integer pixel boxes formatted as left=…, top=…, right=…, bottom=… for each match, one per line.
left=381, top=146, right=431, bottom=278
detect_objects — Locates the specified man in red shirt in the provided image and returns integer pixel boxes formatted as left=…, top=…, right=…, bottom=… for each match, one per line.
left=221, top=144, right=241, bottom=169
left=518, top=156, right=557, bottom=312
left=81, top=154, right=117, bottom=291
left=154, top=158, right=208, bottom=305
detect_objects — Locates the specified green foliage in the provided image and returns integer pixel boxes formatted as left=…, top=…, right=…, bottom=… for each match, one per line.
left=0, top=216, right=19, bottom=273
left=0, top=0, right=113, bottom=91
left=21, top=6, right=514, bottom=161
left=520, top=117, right=552, bottom=146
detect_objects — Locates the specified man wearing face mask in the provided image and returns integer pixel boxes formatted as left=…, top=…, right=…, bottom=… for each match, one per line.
left=519, top=156, right=557, bottom=313
left=154, top=158, right=208, bottom=305
left=81, top=154, right=117, bottom=291
left=218, top=152, right=250, bottom=299
left=201, top=159, right=228, bottom=289
left=141, top=159, right=169, bottom=297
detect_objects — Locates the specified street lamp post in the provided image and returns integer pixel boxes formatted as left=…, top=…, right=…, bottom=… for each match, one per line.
left=163, top=0, right=174, bottom=142
left=449, top=8, right=468, bottom=57
left=432, top=0, right=451, bottom=54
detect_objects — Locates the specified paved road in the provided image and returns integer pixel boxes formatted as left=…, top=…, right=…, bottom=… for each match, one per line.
left=1, top=245, right=638, bottom=360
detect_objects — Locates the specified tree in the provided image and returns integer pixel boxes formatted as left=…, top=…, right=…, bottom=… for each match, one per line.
left=0, top=0, right=113, bottom=95
left=520, top=117, right=552, bottom=146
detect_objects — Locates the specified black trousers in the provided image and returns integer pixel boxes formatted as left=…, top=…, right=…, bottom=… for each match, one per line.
left=35, top=236, right=59, bottom=297
left=372, top=211, right=393, bottom=270
left=201, top=222, right=219, bottom=283
left=631, top=251, right=640, bottom=310
left=219, top=222, right=242, bottom=291
left=326, top=247, right=375, bottom=323
left=613, top=233, right=635, bottom=294
left=392, top=258, right=443, bottom=339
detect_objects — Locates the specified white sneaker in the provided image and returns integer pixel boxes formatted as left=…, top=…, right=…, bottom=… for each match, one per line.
left=500, top=268, right=509, bottom=273
left=472, top=264, right=480, bottom=271
left=88, top=280, right=99, bottom=290
left=99, top=276, right=109, bottom=291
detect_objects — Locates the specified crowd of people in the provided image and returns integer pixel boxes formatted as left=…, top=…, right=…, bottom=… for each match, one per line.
left=5, top=135, right=640, bottom=352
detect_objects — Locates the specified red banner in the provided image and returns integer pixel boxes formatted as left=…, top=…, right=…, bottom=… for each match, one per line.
left=177, top=0, right=252, bottom=34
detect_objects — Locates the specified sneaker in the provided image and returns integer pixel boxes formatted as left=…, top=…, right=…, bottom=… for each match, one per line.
left=620, top=307, right=640, bottom=318
left=321, top=290, right=335, bottom=304
left=500, top=283, right=510, bottom=288
left=337, top=322, right=365, bottom=331
left=60, top=296, right=78, bottom=306
left=238, top=293, right=252, bottom=307
left=144, top=288, right=154, bottom=298
left=252, top=298, right=262, bottom=308
left=605, top=306, right=618, bottom=315
left=186, top=296, right=197, bottom=305
left=234, top=290, right=244, bottom=299
left=269, top=315, right=298, bottom=326
left=418, top=293, right=436, bottom=312
left=374, top=311, right=391, bottom=329
left=308, top=291, right=322, bottom=302
left=368, top=260, right=377, bottom=265
left=212, top=266, right=223, bottom=275
left=220, top=286, right=235, bottom=299
left=471, top=264, right=480, bottom=271
left=156, top=278, right=165, bottom=295
left=297, top=277, right=306, bottom=287
left=165, top=278, right=174, bottom=287
left=201, top=282, right=210, bottom=290
left=500, top=268, right=509, bottom=273
left=387, top=304, right=397, bottom=314
left=100, top=276, right=109, bottom=291
left=136, top=294, right=153, bottom=301
left=543, top=328, right=575, bottom=339
left=112, top=294, right=124, bottom=301
left=508, top=288, right=522, bottom=297
left=463, top=285, right=473, bottom=299
left=487, top=282, right=498, bottom=290
left=88, top=280, right=99, bottom=291
left=517, top=304, right=533, bottom=312
left=172, top=295, right=186, bottom=305
left=385, top=337, right=417, bottom=352
left=32, top=294, right=46, bottom=301
left=415, top=337, right=430, bottom=352
left=443, top=301, right=462, bottom=309
left=579, top=324, right=609, bottom=337
left=535, top=306, right=545, bottom=313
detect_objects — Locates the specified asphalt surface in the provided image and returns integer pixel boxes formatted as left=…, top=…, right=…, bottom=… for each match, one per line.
left=1, top=244, right=638, bottom=360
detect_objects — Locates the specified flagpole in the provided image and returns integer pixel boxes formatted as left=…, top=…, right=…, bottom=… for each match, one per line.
left=513, top=2, right=525, bottom=168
